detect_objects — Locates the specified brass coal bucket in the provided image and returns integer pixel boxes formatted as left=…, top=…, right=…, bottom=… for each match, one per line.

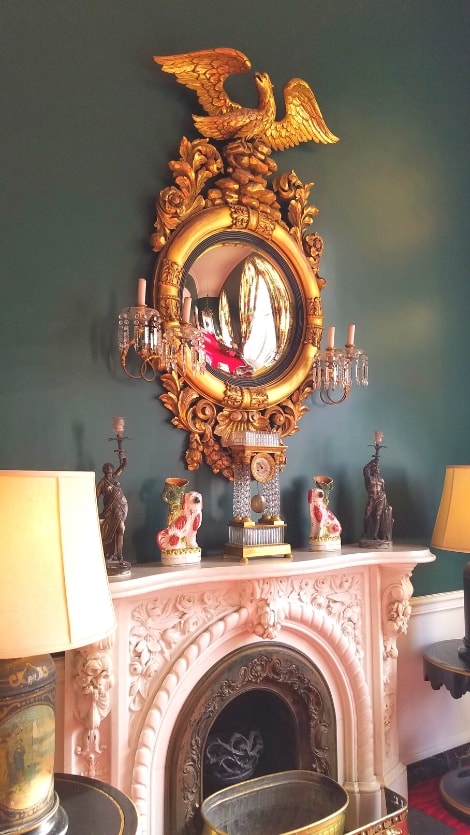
left=201, top=770, right=349, bottom=835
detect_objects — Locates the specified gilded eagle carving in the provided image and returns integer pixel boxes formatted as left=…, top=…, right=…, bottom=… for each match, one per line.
left=153, top=47, right=339, bottom=151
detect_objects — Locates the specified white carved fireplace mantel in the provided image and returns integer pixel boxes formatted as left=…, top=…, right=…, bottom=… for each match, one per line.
left=62, top=545, right=434, bottom=835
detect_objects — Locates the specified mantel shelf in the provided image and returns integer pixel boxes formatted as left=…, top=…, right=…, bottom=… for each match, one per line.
left=109, top=543, right=435, bottom=598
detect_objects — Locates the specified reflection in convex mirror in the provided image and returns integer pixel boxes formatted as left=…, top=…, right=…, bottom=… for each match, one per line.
left=182, top=244, right=292, bottom=380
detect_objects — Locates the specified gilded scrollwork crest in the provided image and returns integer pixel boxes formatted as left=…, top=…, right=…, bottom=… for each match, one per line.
left=151, top=48, right=338, bottom=478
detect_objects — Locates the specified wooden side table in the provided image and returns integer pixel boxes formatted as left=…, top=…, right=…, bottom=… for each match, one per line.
left=54, top=772, right=139, bottom=835
left=423, top=638, right=470, bottom=823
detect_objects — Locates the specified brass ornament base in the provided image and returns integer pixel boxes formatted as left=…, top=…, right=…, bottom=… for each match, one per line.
left=458, top=643, right=470, bottom=665
left=225, top=517, right=291, bottom=563
left=224, top=542, right=292, bottom=563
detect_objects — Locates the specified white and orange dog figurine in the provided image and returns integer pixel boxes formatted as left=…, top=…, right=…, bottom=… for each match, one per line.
left=308, top=486, right=342, bottom=552
left=157, top=490, right=203, bottom=566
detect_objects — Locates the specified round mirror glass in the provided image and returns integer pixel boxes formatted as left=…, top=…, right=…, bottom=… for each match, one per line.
left=180, top=233, right=304, bottom=388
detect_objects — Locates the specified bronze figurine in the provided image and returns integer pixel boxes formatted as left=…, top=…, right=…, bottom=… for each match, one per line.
left=96, top=418, right=131, bottom=576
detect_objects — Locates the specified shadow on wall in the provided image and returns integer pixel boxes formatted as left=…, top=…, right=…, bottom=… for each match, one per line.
left=199, top=475, right=233, bottom=556
left=386, top=469, right=431, bottom=542
left=282, top=477, right=311, bottom=549
left=133, top=477, right=164, bottom=562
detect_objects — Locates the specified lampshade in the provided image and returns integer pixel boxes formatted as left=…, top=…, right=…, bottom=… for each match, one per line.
left=0, top=470, right=116, bottom=835
left=431, top=465, right=470, bottom=554
left=0, top=470, right=116, bottom=657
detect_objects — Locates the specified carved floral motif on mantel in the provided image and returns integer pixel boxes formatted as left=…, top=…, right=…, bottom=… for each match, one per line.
left=69, top=566, right=415, bottom=778
left=129, top=589, right=238, bottom=712
left=128, top=571, right=365, bottom=717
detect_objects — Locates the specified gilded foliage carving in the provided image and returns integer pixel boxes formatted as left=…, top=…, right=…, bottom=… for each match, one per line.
left=150, top=51, right=334, bottom=477
left=159, top=370, right=314, bottom=478
left=150, top=138, right=223, bottom=253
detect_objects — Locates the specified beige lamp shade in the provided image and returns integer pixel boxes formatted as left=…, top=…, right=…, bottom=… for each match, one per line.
left=431, top=465, right=470, bottom=554
left=0, top=470, right=116, bottom=657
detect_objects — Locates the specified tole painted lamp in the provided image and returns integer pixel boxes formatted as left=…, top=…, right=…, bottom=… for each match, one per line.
left=431, top=465, right=470, bottom=664
left=0, top=471, right=116, bottom=834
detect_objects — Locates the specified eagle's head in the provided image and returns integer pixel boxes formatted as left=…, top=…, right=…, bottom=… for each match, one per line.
left=254, top=72, right=274, bottom=109
left=255, top=72, right=272, bottom=91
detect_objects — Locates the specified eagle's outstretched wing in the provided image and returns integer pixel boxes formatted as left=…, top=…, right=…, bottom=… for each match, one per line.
left=154, top=50, right=339, bottom=149
left=265, top=78, right=339, bottom=150
left=153, top=48, right=251, bottom=116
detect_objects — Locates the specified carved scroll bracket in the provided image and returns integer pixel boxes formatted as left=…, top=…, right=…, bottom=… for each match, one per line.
left=71, top=636, right=115, bottom=778
left=382, top=573, right=414, bottom=662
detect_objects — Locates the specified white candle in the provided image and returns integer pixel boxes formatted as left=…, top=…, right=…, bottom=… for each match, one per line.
left=137, top=277, right=146, bottom=307
left=346, top=323, right=356, bottom=345
left=182, top=296, right=192, bottom=324
left=374, top=430, right=384, bottom=444
left=326, top=326, right=335, bottom=349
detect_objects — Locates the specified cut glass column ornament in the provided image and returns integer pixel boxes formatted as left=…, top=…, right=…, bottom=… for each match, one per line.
left=225, top=431, right=291, bottom=562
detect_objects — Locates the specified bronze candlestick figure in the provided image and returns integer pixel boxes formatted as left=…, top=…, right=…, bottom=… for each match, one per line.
left=96, top=417, right=131, bottom=577
left=359, top=431, right=393, bottom=549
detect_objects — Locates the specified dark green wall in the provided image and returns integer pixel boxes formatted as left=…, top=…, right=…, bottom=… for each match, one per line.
left=1, top=1, right=469, bottom=594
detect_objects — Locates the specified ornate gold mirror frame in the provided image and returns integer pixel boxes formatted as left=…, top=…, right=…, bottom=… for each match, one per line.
left=150, top=49, right=339, bottom=479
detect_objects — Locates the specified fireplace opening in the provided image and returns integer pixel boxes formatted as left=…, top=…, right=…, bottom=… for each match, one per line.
left=203, top=690, right=298, bottom=796
left=166, top=643, right=337, bottom=835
